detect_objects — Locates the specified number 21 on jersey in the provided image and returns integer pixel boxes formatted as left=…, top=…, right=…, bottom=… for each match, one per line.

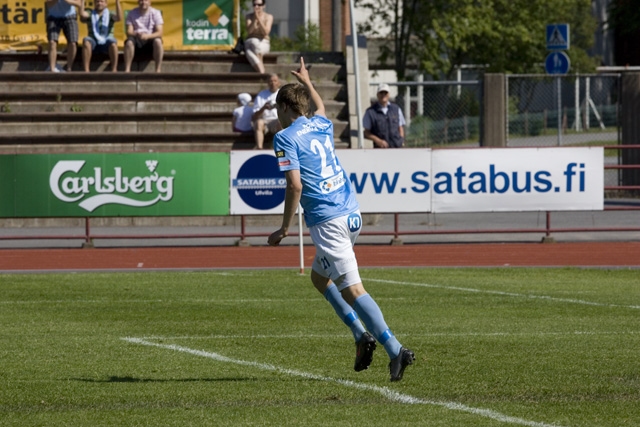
left=311, top=135, right=342, bottom=178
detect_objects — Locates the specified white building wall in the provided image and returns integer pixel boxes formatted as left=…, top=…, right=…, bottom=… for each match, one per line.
left=247, top=0, right=319, bottom=39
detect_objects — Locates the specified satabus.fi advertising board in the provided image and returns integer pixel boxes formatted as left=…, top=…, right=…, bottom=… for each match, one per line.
left=229, top=147, right=603, bottom=214
left=0, top=153, right=230, bottom=217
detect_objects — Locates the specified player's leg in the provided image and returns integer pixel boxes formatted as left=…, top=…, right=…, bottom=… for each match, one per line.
left=340, top=282, right=401, bottom=359
left=341, top=282, right=414, bottom=380
left=339, top=211, right=414, bottom=381
left=311, top=268, right=366, bottom=342
left=310, top=217, right=377, bottom=372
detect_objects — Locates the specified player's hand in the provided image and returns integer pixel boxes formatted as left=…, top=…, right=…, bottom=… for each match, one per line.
left=376, top=139, right=389, bottom=148
left=268, top=227, right=287, bottom=246
left=291, top=57, right=311, bottom=86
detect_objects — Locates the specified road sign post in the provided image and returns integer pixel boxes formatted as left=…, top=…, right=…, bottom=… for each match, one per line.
left=546, top=24, right=570, bottom=146
left=546, top=24, right=570, bottom=50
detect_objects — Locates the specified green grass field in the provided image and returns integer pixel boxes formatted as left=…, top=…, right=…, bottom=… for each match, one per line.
left=1, top=268, right=638, bottom=426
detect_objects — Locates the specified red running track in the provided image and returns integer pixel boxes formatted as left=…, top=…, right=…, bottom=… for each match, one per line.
left=1, top=242, right=639, bottom=272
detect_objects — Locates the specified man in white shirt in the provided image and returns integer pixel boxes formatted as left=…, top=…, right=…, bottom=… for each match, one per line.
left=251, top=73, right=281, bottom=149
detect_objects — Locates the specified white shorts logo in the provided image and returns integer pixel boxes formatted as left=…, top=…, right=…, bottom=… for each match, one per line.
left=347, top=213, right=361, bottom=232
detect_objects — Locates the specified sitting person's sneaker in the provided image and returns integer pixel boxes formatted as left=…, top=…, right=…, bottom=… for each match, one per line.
left=354, top=332, right=376, bottom=372
left=389, top=347, right=415, bottom=382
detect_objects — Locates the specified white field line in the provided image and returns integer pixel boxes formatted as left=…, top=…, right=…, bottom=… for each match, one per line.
left=0, top=298, right=323, bottom=305
left=122, top=337, right=562, bottom=427
left=365, top=278, right=640, bottom=310
left=135, top=331, right=640, bottom=340
left=0, top=297, right=408, bottom=305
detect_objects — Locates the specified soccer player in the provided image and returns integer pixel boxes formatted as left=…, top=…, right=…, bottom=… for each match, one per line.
left=267, top=58, right=415, bottom=381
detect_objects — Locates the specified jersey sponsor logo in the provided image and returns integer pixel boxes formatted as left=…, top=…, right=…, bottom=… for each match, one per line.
left=347, top=213, right=361, bottom=232
left=279, top=160, right=291, bottom=167
left=275, top=150, right=285, bottom=158
left=232, top=154, right=286, bottom=210
left=320, top=173, right=346, bottom=194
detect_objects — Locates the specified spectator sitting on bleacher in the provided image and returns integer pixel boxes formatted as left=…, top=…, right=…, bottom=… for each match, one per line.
left=123, top=0, right=164, bottom=73
left=45, top=0, right=82, bottom=72
left=233, top=93, right=254, bottom=133
left=79, top=0, right=122, bottom=72
left=244, top=0, right=273, bottom=73
left=252, top=73, right=281, bottom=149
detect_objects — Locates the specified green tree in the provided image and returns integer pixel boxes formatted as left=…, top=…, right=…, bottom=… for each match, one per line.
left=355, top=0, right=599, bottom=79
left=271, top=23, right=325, bottom=52
left=608, top=0, right=640, bottom=65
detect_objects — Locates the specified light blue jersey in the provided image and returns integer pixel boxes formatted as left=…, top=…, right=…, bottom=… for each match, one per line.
left=274, top=115, right=359, bottom=227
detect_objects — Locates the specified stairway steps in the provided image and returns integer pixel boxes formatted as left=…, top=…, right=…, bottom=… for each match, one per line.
left=0, top=51, right=350, bottom=152
left=0, top=119, right=348, bottom=136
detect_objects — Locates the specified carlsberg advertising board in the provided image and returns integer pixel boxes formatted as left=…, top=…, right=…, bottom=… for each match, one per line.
left=0, top=153, right=229, bottom=217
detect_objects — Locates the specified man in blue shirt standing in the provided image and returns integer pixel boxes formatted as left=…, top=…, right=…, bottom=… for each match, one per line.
left=268, top=58, right=414, bottom=381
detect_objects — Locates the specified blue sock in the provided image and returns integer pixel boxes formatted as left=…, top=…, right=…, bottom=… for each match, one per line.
left=353, top=293, right=402, bottom=359
left=323, top=284, right=366, bottom=342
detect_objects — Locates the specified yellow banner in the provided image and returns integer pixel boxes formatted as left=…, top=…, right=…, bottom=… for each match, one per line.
left=0, top=0, right=239, bottom=51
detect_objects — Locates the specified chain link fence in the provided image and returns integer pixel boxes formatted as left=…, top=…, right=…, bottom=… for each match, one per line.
left=369, top=74, right=622, bottom=187
left=506, top=74, right=620, bottom=147
left=507, top=74, right=621, bottom=187
left=368, top=79, right=482, bottom=147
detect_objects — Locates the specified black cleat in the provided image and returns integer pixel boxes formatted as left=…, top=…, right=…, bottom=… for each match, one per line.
left=354, top=332, right=377, bottom=372
left=389, top=347, right=415, bottom=382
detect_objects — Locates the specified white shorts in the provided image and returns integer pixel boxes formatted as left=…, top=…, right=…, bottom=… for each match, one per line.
left=310, top=211, right=363, bottom=291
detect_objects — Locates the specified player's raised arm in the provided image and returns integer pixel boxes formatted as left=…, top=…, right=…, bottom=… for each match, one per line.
left=291, top=57, right=325, bottom=118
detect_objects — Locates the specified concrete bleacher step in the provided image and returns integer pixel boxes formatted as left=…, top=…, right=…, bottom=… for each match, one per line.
left=0, top=52, right=344, bottom=77
left=0, top=76, right=345, bottom=102
left=0, top=133, right=256, bottom=152
left=0, top=51, right=350, bottom=152
left=0, top=113, right=348, bottom=137
left=0, top=97, right=347, bottom=117
left=0, top=133, right=350, bottom=153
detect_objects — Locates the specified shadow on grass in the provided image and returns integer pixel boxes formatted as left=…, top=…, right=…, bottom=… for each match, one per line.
left=72, top=376, right=261, bottom=383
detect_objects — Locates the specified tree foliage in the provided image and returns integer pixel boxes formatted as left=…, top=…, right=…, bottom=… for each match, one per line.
left=271, top=23, right=325, bottom=52
left=355, top=0, right=599, bottom=79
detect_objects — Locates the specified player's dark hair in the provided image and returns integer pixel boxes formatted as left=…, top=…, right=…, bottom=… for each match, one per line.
left=276, top=83, right=310, bottom=117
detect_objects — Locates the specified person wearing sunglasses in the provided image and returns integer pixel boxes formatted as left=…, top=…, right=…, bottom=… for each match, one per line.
left=245, top=0, right=273, bottom=73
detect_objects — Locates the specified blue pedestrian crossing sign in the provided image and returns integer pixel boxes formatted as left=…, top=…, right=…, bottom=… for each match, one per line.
left=545, top=51, right=570, bottom=75
left=547, top=24, right=570, bottom=50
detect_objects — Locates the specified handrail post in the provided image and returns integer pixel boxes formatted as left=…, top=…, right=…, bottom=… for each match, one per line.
left=541, top=211, right=555, bottom=243
left=391, top=213, right=403, bottom=245
left=82, top=217, right=94, bottom=248
left=546, top=211, right=550, bottom=237
left=236, top=215, right=250, bottom=247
